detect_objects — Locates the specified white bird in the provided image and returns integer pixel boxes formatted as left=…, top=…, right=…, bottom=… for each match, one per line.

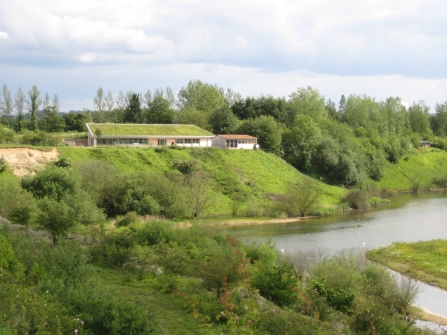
left=362, top=242, right=365, bottom=246
left=281, top=248, right=284, bottom=253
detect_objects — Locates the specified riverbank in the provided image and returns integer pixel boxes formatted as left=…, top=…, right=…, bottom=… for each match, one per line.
left=366, top=240, right=447, bottom=291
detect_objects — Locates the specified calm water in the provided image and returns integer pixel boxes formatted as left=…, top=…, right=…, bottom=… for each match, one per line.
left=228, top=193, right=447, bottom=322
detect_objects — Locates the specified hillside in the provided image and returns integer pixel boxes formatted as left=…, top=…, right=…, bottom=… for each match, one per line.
left=56, top=146, right=345, bottom=217
left=372, top=148, right=447, bottom=192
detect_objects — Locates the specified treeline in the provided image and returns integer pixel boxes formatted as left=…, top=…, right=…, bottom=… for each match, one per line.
left=2, top=80, right=447, bottom=186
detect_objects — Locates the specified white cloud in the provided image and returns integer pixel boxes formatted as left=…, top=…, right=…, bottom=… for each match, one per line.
left=0, top=0, right=446, bottom=107
left=0, top=31, right=9, bottom=39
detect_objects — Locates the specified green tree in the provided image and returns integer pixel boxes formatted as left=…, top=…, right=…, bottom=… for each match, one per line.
left=21, top=166, right=77, bottom=202
left=27, top=85, right=41, bottom=131
left=209, top=105, right=239, bottom=134
left=43, top=106, right=65, bottom=132
left=408, top=101, right=432, bottom=137
left=236, top=115, right=282, bottom=153
left=14, top=87, right=26, bottom=132
left=123, top=93, right=142, bottom=123
left=63, top=112, right=87, bottom=132
left=282, top=114, right=322, bottom=172
left=178, top=79, right=226, bottom=113
left=145, top=95, right=174, bottom=124
left=175, top=107, right=210, bottom=130
left=281, top=178, right=321, bottom=217
left=37, top=197, right=76, bottom=245
left=288, top=86, right=328, bottom=123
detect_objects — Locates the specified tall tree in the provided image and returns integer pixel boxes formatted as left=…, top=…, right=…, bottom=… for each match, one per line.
left=93, top=87, right=106, bottom=123
left=145, top=95, right=174, bottom=124
left=52, top=94, right=60, bottom=113
left=104, top=90, right=114, bottom=122
left=408, top=101, right=431, bottom=137
left=123, top=93, right=142, bottom=123
left=178, top=80, right=226, bottom=113
left=14, top=88, right=26, bottom=132
left=288, top=87, right=328, bottom=123
left=27, top=85, right=41, bottom=131
left=1, top=84, right=14, bottom=126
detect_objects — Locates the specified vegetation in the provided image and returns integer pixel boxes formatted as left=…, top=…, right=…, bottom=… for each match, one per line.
left=0, top=220, right=430, bottom=335
left=367, top=240, right=447, bottom=290
left=87, top=123, right=214, bottom=136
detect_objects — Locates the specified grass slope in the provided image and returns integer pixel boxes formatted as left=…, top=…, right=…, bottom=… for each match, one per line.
left=57, top=146, right=345, bottom=217
left=367, top=240, right=447, bottom=290
left=374, top=148, right=447, bottom=191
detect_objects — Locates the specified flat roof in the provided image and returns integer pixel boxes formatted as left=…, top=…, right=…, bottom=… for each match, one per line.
left=87, top=123, right=214, bottom=137
left=216, top=134, right=257, bottom=140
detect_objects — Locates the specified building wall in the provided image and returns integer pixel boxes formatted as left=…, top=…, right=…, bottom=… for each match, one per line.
left=211, top=136, right=227, bottom=148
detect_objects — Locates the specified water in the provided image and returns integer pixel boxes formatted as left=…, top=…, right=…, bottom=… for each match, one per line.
left=228, top=193, right=447, bottom=322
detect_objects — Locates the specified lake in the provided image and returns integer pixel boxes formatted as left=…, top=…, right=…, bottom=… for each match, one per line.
left=228, top=193, right=447, bottom=331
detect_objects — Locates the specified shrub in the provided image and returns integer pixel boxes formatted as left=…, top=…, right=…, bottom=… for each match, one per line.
left=0, top=157, right=7, bottom=173
left=344, top=189, right=369, bottom=209
left=252, top=263, right=299, bottom=307
left=116, top=211, right=140, bottom=227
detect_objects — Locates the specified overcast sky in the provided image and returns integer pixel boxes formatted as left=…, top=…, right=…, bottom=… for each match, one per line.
left=1, top=0, right=446, bottom=112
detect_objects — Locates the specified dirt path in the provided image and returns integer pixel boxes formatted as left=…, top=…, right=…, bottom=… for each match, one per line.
left=0, top=148, right=59, bottom=176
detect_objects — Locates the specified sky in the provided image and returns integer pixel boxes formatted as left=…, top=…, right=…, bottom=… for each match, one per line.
left=0, top=0, right=446, bottom=112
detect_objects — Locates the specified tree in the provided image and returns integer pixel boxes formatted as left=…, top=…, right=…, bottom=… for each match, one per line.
left=209, top=105, right=239, bottom=134
left=178, top=79, right=226, bottom=113
left=115, top=91, right=128, bottom=122
left=123, top=93, right=142, bottom=123
left=286, top=178, right=321, bottom=216
left=27, top=85, right=41, bottom=131
left=37, top=197, right=76, bottom=245
left=63, top=112, right=87, bottom=132
left=145, top=95, right=174, bottom=124
left=175, top=107, right=210, bottom=130
left=236, top=115, right=282, bottom=153
left=52, top=94, right=60, bottom=113
left=93, top=87, right=106, bottom=122
left=184, top=170, right=215, bottom=218
left=9, top=206, right=32, bottom=234
left=14, top=88, right=26, bottom=132
left=288, top=86, right=328, bottom=123
left=43, top=106, right=65, bottom=132
left=1, top=84, right=14, bottom=126
left=282, top=114, right=322, bottom=172
left=408, top=101, right=432, bottom=138
left=94, top=128, right=102, bottom=145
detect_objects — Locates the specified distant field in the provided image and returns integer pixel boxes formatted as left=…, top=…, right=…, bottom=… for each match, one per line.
left=367, top=240, right=447, bottom=290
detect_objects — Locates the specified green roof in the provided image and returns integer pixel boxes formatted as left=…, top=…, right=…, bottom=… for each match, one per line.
left=87, top=123, right=214, bottom=137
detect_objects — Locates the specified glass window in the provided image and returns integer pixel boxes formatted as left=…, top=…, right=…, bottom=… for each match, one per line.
left=192, top=139, right=199, bottom=144
left=176, top=139, right=183, bottom=144
left=185, top=139, right=191, bottom=144
left=158, top=139, right=166, bottom=146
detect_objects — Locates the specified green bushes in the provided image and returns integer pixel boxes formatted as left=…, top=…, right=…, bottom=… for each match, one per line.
left=1, top=230, right=159, bottom=334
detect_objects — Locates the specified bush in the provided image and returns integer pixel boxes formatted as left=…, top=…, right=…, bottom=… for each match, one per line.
left=344, top=189, right=369, bottom=209
left=116, top=211, right=140, bottom=227
left=0, top=157, right=7, bottom=173
left=252, top=263, right=298, bottom=307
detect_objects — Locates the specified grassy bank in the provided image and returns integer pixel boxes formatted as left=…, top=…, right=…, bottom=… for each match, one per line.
left=372, top=148, right=447, bottom=192
left=366, top=240, right=447, bottom=290
left=57, top=146, right=345, bottom=216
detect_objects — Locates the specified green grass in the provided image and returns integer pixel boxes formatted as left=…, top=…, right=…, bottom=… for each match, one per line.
left=367, top=239, right=447, bottom=289
left=87, top=123, right=214, bottom=136
left=57, top=146, right=346, bottom=217
left=373, top=148, right=447, bottom=191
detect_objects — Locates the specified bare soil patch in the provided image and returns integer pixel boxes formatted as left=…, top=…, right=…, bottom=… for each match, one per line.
left=0, top=148, right=59, bottom=176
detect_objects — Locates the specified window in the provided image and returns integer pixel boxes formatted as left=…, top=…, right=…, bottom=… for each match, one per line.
left=192, top=139, right=199, bottom=144
left=176, top=139, right=183, bottom=144
left=158, top=139, right=166, bottom=146
left=185, top=139, right=191, bottom=144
